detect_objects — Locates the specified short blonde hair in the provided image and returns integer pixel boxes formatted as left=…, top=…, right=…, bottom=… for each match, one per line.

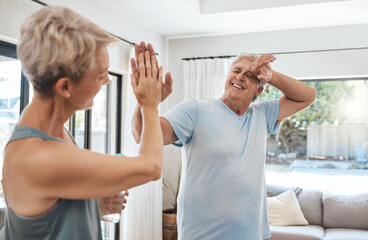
left=17, top=5, right=116, bottom=96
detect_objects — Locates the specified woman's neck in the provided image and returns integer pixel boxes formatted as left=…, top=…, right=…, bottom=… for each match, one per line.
left=18, top=96, right=74, bottom=139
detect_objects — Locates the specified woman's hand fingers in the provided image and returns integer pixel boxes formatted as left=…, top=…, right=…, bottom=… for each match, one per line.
left=152, top=55, right=158, bottom=81
left=147, top=43, right=159, bottom=69
left=132, top=46, right=162, bottom=108
left=145, top=51, right=152, bottom=80
left=131, top=58, right=139, bottom=82
left=138, top=52, right=146, bottom=79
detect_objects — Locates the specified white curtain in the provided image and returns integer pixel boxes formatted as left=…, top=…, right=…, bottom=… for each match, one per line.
left=182, top=58, right=234, bottom=100
left=120, top=47, right=162, bottom=240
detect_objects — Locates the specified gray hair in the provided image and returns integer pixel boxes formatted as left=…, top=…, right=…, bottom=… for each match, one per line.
left=17, top=6, right=116, bottom=97
left=230, top=52, right=267, bottom=89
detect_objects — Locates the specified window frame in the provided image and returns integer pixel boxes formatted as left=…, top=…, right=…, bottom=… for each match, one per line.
left=0, top=40, right=30, bottom=114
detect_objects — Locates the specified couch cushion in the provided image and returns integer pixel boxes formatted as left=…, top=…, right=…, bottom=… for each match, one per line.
left=298, top=189, right=323, bottom=226
left=268, top=190, right=308, bottom=226
left=269, top=225, right=324, bottom=240
left=324, top=228, right=368, bottom=240
left=323, top=192, right=368, bottom=229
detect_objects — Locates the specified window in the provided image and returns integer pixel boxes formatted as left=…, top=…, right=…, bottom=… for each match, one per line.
left=260, top=79, right=368, bottom=194
left=91, top=84, right=109, bottom=153
left=91, top=74, right=121, bottom=155
left=0, top=40, right=31, bottom=206
left=0, top=57, right=21, bottom=205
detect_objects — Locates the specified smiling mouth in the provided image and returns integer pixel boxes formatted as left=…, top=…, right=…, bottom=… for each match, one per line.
left=232, top=83, right=245, bottom=90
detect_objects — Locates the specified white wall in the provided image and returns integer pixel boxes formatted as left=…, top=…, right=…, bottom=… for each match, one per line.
left=0, top=0, right=167, bottom=72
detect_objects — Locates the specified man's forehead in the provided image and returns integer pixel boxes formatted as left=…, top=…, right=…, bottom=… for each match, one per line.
left=235, top=58, right=253, bottom=67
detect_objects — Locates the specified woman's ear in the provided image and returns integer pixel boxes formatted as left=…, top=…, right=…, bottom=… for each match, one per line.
left=54, top=77, right=72, bottom=98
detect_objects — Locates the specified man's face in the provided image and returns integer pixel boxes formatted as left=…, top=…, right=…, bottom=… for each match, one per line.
left=224, top=58, right=263, bottom=103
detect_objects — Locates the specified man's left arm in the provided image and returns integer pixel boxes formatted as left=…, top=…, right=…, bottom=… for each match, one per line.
left=251, top=54, right=317, bottom=125
left=268, top=71, right=317, bottom=125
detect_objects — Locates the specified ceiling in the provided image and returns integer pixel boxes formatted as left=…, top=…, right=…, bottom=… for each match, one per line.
left=97, top=0, right=368, bottom=39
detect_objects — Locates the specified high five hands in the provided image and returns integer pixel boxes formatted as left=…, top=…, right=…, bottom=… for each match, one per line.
left=130, top=42, right=173, bottom=103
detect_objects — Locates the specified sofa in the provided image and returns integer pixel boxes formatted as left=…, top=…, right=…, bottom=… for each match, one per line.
left=266, top=185, right=368, bottom=240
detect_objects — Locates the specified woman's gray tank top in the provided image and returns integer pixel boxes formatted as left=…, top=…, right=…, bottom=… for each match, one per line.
left=4, top=126, right=103, bottom=240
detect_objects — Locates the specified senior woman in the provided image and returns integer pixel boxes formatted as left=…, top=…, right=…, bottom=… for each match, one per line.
left=2, top=5, right=163, bottom=240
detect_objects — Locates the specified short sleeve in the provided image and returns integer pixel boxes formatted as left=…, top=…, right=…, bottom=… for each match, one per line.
left=254, top=98, right=280, bottom=135
left=161, top=99, right=198, bottom=147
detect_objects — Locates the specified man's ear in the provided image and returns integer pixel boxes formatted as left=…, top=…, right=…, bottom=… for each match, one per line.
left=255, top=86, right=264, bottom=97
left=54, top=77, right=72, bottom=98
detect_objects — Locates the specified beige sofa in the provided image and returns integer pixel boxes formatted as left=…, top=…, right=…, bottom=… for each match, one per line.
left=266, top=185, right=368, bottom=240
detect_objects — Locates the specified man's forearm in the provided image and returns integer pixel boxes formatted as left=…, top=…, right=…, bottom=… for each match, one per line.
left=132, top=105, right=143, bottom=143
left=269, top=71, right=316, bottom=103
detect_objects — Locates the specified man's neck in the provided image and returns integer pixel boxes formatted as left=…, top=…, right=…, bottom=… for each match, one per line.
left=219, top=96, right=251, bottom=116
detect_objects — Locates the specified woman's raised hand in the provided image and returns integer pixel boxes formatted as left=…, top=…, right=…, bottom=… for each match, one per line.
left=131, top=50, right=162, bottom=109
left=131, top=42, right=172, bottom=103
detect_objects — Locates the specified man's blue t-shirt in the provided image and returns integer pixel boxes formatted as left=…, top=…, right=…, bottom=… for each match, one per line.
left=162, top=98, right=280, bottom=240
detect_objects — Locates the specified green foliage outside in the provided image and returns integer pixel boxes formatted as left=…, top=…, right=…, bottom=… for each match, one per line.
left=256, top=81, right=355, bottom=153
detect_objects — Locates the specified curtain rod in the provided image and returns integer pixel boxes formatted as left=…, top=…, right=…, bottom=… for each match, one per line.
left=182, top=46, right=368, bottom=61
left=30, top=0, right=137, bottom=47
left=182, top=55, right=235, bottom=61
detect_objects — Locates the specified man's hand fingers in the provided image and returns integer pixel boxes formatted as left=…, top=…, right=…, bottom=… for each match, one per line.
left=140, top=41, right=147, bottom=54
left=164, top=72, right=173, bottom=95
left=165, top=72, right=172, bottom=85
left=255, top=58, right=272, bottom=70
left=257, top=55, right=275, bottom=67
left=257, top=74, right=267, bottom=81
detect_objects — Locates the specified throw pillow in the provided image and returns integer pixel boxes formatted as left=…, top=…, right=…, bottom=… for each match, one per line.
left=266, top=184, right=303, bottom=198
left=267, top=189, right=309, bottom=226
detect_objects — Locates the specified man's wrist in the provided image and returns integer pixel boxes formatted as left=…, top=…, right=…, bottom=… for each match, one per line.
left=268, top=70, right=278, bottom=85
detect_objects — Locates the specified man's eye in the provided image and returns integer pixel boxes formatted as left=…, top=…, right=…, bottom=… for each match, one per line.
left=246, top=73, right=259, bottom=82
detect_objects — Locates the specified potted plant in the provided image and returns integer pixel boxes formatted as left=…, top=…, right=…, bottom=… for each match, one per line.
left=162, top=162, right=181, bottom=240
